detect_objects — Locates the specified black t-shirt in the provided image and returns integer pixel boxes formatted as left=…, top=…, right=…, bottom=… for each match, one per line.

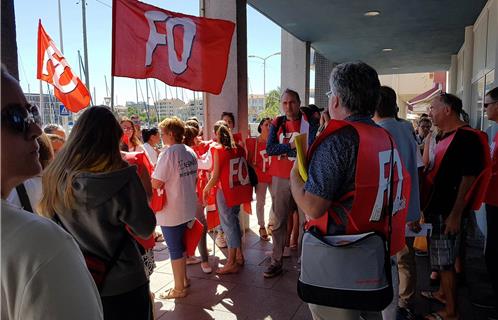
left=425, top=127, right=484, bottom=221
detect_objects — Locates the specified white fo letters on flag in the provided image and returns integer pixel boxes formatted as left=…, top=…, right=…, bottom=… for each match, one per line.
left=41, top=42, right=78, bottom=94
left=145, top=11, right=196, bottom=75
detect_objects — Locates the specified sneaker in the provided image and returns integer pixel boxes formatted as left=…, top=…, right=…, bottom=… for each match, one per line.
left=263, top=263, right=283, bottom=278
left=215, top=232, right=227, bottom=248
left=396, top=307, right=415, bottom=320
left=186, top=256, right=202, bottom=265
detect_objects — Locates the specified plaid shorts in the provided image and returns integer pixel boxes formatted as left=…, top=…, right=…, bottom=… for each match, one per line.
left=429, top=215, right=463, bottom=271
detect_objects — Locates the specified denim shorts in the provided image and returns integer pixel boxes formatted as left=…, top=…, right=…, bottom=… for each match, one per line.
left=161, top=223, right=188, bottom=260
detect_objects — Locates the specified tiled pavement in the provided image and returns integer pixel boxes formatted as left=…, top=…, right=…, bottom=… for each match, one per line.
left=149, top=198, right=497, bottom=320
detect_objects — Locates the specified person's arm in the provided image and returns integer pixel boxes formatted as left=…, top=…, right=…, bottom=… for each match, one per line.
left=444, top=176, right=476, bottom=235
left=266, top=123, right=295, bottom=156
left=121, top=173, right=156, bottom=238
left=290, top=162, right=332, bottom=219
left=202, top=150, right=220, bottom=205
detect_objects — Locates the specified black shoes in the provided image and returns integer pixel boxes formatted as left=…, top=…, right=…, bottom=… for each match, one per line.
left=263, top=263, right=283, bottom=278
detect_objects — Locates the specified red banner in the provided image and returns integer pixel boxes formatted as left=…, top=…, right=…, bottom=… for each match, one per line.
left=112, top=0, right=235, bottom=94
left=37, top=20, right=90, bottom=113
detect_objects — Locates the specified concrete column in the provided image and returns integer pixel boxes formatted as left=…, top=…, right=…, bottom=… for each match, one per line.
left=281, top=30, right=310, bottom=106
left=462, top=26, right=474, bottom=113
left=202, top=0, right=248, bottom=140
left=448, top=55, right=458, bottom=94
left=314, top=52, right=336, bottom=111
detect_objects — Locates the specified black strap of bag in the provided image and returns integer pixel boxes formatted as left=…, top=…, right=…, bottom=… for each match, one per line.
left=16, top=183, right=33, bottom=213
left=52, top=214, right=129, bottom=290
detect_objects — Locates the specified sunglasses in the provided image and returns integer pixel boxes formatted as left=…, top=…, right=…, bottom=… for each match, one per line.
left=325, top=90, right=334, bottom=98
left=1, top=103, right=41, bottom=136
left=484, top=100, right=498, bottom=108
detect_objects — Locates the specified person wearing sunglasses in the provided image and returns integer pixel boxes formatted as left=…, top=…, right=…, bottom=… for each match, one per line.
left=483, top=86, right=498, bottom=309
left=1, top=66, right=104, bottom=319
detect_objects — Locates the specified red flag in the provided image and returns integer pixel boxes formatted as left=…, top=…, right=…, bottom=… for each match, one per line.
left=112, top=0, right=235, bottom=94
left=37, top=20, right=90, bottom=112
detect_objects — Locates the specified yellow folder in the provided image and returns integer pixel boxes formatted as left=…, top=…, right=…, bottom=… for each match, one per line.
left=294, top=133, right=308, bottom=181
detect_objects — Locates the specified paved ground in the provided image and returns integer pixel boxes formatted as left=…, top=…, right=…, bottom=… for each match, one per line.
left=149, top=196, right=497, bottom=320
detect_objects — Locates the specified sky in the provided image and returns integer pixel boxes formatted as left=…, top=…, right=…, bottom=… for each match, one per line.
left=14, top=0, right=282, bottom=106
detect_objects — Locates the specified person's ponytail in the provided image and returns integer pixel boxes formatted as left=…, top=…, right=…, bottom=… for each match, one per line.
left=214, top=120, right=235, bottom=149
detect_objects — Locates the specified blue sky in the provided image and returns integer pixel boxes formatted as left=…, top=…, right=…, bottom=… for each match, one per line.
left=14, top=0, right=282, bottom=105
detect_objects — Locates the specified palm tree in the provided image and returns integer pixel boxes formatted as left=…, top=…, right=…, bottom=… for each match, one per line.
left=257, top=87, right=281, bottom=120
left=1, top=0, right=19, bottom=79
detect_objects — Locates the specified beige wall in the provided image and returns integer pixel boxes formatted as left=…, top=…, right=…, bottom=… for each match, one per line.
left=379, top=73, right=436, bottom=118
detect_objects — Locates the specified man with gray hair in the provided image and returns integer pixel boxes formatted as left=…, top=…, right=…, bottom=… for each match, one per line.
left=291, top=62, right=409, bottom=319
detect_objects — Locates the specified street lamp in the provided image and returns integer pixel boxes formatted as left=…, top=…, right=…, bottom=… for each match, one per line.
left=248, top=52, right=281, bottom=110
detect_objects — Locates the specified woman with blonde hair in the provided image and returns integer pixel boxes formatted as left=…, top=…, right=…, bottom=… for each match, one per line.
left=39, top=106, right=156, bottom=320
left=203, top=120, right=253, bottom=274
left=152, top=117, right=198, bottom=299
left=120, top=118, right=143, bottom=152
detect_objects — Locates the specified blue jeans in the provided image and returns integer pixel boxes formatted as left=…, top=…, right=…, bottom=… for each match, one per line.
left=216, top=189, right=241, bottom=248
left=161, top=223, right=188, bottom=260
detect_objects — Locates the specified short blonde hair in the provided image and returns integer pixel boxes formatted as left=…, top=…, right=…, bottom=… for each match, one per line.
left=159, top=116, right=185, bottom=143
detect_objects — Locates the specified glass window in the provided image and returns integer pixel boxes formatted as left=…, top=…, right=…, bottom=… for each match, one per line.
left=483, top=69, right=495, bottom=130
left=470, top=77, right=485, bottom=129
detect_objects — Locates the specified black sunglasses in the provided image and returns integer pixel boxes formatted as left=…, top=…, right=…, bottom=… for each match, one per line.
left=484, top=100, right=498, bottom=108
left=1, top=103, right=41, bottom=136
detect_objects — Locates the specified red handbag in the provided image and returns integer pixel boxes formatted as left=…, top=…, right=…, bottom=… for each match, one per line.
left=150, top=188, right=166, bottom=212
left=184, top=219, right=204, bottom=256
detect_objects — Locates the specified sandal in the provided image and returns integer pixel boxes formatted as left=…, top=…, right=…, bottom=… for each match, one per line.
left=158, top=288, right=187, bottom=299
left=154, top=233, right=165, bottom=242
left=259, top=227, right=269, bottom=241
left=216, top=263, right=239, bottom=275
left=425, top=312, right=444, bottom=320
left=421, top=290, right=446, bottom=304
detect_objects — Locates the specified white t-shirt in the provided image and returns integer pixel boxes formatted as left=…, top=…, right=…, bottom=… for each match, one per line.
left=142, top=142, right=158, bottom=165
left=152, top=144, right=198, bottom=226
left=7, top=176, right=43, bottom=213
left=1, top=200, right=103, bottom=320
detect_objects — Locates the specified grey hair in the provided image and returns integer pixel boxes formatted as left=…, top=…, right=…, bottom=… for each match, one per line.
left=329, top=61, right=380, bottom=117
left=43, top=123, right=65, bottom=134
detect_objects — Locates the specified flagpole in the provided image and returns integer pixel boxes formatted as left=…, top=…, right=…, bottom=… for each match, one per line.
left=39, top=80, right=46, bottom=124
left=145, top=79, right=151, bottom=126
left=57, top=0, right=64, bottom=54
left=110, top=76, right=115, bottom=112
left=81, top=0, right=90, bottom=91
left=78, top=50, right=83, bottom=79
left=135, top=79, right=139, bottom=106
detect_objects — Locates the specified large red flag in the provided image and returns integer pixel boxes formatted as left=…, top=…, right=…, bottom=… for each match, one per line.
left=112, top=0, right=235, bottom=95
left=37, top=20, right=90, bottom=113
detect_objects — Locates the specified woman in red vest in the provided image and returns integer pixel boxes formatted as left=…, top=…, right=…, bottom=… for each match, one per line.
left=203, top=121, right=253, bottom=274
left=246, top=117, right=272, bottom=240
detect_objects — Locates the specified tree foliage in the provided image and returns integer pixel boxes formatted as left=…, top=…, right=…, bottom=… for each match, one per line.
left=257, top=87, right=281, bottom=120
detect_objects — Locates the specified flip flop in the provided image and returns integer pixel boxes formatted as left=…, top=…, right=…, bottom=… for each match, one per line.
left=421, top=290, right=446, bottom=304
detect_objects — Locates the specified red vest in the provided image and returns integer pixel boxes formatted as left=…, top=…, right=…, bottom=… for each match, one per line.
left=268, top=116, right=303, bottom=179
left=422, top=126, right=491, bottom=211
left=306, top=120, right=411, bottom=254
left=216, top=145, right=253, bottom=207
left=245, top=137, right=272, bottom=183
left=485, top=130, right=498, bottom=206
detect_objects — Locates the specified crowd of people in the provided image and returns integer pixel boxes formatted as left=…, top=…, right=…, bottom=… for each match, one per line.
left=1, top=59, right=497, bottom=320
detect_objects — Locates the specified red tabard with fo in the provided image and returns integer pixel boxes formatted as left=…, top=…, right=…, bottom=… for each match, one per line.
left=485, top=131, right=498, bottom=206
left=246, top=137, right=272, bottom=183
left=306, top=120, right=411, bottom=254
left=421, top=126, right=491, bottom=211
left=112, top=0, right=235, bottom=94
left=268, top=117, right=302, bottom=179
left=37, top=21, right=90, bottom=112
left=215, top=145, right=253, bottom=208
